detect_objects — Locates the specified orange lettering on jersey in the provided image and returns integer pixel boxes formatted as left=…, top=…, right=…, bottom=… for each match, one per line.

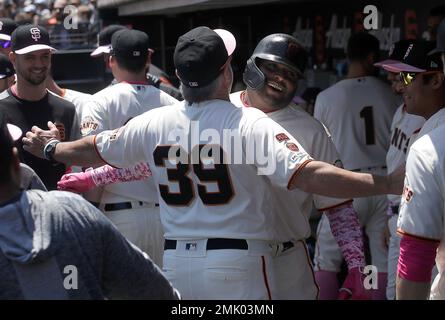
left=286, top=142, right=299, bottom=152
left=54, top=122, right=66, bottom=141
left=80, top=116, right=99, bottom=136
left=276, top=133, right=290, bottom=142
left=403, top=186, right=414, bottom=202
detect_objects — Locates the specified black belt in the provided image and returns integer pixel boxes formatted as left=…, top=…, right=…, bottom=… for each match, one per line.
left=281, top=241, right=295, bottom=252
left=390, top=204, right=400, bottom=215
left=164, top=238, right=248, bottom=250
left=89, top=201, right=100, bottom=208
left=104, top=201, right=159, bottom=212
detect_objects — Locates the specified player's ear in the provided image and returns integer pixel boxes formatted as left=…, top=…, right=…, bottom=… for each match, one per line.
left=222, top=56, right=233, bottom=78
left=145, top=50, right=152, bottom=69
left=10, top=147, right=21, bottom=185
left=9, top=52, right=16, bottom=65
left=109, top=55, right=116, bottom=67
left=431, top=72, right=445, bottom=90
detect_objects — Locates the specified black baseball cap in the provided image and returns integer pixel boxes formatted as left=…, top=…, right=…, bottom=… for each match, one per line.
left=0, top=54, right=14, bottom=79
left=0, top=18, right=18, bottom=41
left=429, top=19, right=445, bottom=55
left=374, top=39, right=414, bottom=71
left=174, top=27, right=236, bottom=87
left=11, top=25, right=56, bottom=55
left=91, top=24, right=127, bottom=57
left=111, top=29, right=149, bottom=59
left=384, top=41, right=443, bottom=73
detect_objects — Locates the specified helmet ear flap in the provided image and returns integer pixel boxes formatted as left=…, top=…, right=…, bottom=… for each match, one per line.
left=243, top=57, right=265, bottom=90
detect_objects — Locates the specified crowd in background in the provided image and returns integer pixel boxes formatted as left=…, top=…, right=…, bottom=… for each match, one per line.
left=0, top=0, right=100, bottom=49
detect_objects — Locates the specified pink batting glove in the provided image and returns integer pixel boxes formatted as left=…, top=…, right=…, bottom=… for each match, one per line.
left=338, top=267, right=372, bottom=300
left=57, top=170, right=96, bottom=193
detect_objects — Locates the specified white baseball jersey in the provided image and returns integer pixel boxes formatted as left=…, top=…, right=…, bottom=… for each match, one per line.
left=61, top=89, right=93, bottom=140
left=398, top=120, right=445, bottom=299
left=314, top=76, right=399, bottom=170
left=231, top=91, right=349, bottom=242
left=63, top=89, right=92, bottom=118
left=94, top=99, right=313, bottom=240
left=386, top=104, right=425, bottom=204
left=80, top=82, right=178, bottom=203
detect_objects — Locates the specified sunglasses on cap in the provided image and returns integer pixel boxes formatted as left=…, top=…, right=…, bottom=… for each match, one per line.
left=399, top=71, right=441, bottom=86
left=0, top=40, right=11, bottom=49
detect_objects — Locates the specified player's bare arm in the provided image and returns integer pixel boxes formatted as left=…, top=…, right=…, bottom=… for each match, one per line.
left=396, top=277, right=431, bottom=300
left=289, top=160, right=404, bottom=198
left=22, top=121, right=104, bottom=168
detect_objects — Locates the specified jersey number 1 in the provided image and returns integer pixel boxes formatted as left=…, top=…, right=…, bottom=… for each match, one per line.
left=360, top=106, right=375, bottom=145
left=153, top=145, right=234, bottom=206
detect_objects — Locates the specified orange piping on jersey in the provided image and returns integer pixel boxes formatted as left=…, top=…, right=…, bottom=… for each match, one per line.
left=60, top=88, right=66, bottom=98
left=317, top=199, right=354, bottom=212
left=286, top=159, right=314, bottom=190
left=397, top=228, right=441, bottom=243
left=314, top=218, right=325, bottom=271
left=261, top=256, right=272, bottom=300
left=299, top=240, right=320, bottom=300
left=412, top=128, right=421, bottom=134
left=92, top=134, right=120, bottom=169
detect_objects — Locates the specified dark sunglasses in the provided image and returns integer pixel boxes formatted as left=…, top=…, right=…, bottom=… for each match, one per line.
left=399, top=70, right=441, bottom=86
left=0, top=40, right=11, bottom=49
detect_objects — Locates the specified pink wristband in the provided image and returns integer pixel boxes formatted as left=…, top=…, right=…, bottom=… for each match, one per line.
left=397, top=233, right=438, bottom=282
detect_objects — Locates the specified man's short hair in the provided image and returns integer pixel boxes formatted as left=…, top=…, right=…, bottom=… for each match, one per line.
left=347, top=32, right=380, bottom=62
left=111, top=29, right=149, bottom=73
left=180, top=73, right=222, bottom=103
left=113, top=55, right=147, bottom=73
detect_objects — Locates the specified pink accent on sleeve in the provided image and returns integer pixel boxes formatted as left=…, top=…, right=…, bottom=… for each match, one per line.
left=90, top=162, right=152, bottom=187
left=325, top=202, right=365, bottom=270
left=397, top=234, right=438, bottom=282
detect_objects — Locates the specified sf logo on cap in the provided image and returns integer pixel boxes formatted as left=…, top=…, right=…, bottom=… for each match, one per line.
left=30, top=27, right=41, bottom=42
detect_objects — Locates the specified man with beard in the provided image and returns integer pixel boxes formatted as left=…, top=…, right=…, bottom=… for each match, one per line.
left=230, top=34, right=370, bottom=299
left=314, top=32, right=400, bottom=299
left=56, top=33, right=372, bottom=300
left=0, top=25, right=77, bottom=190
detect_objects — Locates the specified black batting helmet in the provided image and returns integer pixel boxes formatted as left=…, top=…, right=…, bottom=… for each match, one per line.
left=243, top=33, right=308, bottom=90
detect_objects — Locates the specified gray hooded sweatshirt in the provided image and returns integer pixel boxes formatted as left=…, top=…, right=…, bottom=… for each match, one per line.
left=0, top=190, right=178, bottom=299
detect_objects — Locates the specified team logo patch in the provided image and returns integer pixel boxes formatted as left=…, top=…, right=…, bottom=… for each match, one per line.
left=289, top=151, right=306, bottom=163
left=54, top=122, right=66, bottom=141
left=30, top=27, right=41, bottom=42
left=403, top=186, right=414, bottom=202
left=80, top=116, right=99, bottom=136
left=286, top=142, right=299, bottom=152
left=186, top=242, right=197, bottom=251
left=108, top=128, right=122, bottom=141
left=275, top=133, right=290, bottom=142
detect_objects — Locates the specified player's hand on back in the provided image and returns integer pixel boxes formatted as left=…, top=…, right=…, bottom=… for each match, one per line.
left=22, top=121, right=61, bottom=159
left=338, top=267, right=372, bottom=300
